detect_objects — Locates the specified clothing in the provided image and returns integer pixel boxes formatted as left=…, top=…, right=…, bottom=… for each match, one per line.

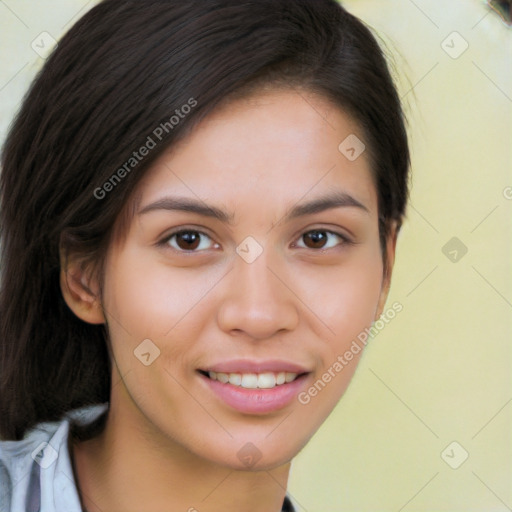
left=0, top=403, right=296, bottom=511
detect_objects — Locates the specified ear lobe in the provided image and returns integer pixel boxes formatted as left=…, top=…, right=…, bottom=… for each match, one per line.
left=60, top=261, right=105, bottom=325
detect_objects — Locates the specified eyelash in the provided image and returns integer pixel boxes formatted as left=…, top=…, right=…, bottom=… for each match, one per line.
left=157, top=228, right=353, bottom=254
left=292, top=230, right=353, bottom=250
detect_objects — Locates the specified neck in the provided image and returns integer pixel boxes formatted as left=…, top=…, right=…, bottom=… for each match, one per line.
left=70, top=397, right=291, bottom=512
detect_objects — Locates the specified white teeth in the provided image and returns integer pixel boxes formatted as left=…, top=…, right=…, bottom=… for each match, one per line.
left=285, top=372, right=296, bottom=383
left=228, top=373, right=242, bottom=386
left=241, top=373, right=258, bottom=389
left=276, top=372, right=286, bottom=385
left=217, top=372, right=229, bottom=383
left=257, top=372, right=276, bottom=389
left=207, top=371, right=299, bottom=388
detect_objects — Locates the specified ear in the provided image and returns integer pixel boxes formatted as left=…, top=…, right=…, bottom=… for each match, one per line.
left=60, top=251, right=105, bottom=325
left=374, top=222, right=399, bottom=320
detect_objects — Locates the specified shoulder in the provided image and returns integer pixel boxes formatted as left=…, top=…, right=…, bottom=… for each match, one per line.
left=0, top=415, right=66, bottom=511
left=0, top=402, right=108, bottom=512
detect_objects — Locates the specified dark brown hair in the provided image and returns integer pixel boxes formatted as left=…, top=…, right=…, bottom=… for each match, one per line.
left=0, top=0, right=410, bottom=440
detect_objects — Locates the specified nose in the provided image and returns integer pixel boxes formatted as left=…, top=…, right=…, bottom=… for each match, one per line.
left=216, top=248, right=299, bottom=340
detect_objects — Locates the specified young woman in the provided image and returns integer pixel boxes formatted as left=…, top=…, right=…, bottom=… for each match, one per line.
left=0, top=1, right=410, bottom=510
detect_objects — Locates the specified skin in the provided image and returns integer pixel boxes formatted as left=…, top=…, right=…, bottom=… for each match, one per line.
left=61, top=88, right=397, bottom=512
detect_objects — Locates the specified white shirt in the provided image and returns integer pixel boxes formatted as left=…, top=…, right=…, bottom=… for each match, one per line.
left=0, top=402, right=108, bottom=512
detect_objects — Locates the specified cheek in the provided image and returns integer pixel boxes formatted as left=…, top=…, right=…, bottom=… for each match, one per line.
left=102, top=246, right=222, bottom=339
left=292, top=247, right=384, bottom=344
left=293, top=249, right=383, bottom=416
left=101, top=246, right=232, bottom=390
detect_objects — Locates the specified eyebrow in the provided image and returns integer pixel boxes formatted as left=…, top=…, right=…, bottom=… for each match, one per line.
left=137, top=190, right=369, bottom=224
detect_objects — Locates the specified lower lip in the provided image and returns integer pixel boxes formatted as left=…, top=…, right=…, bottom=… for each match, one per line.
left=199, top=373, right=309, bottom=414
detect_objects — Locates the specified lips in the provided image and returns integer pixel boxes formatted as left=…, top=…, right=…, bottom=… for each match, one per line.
left=197, top=359, right=311, bottom=413
left=200, top=359, right=309, bottom=374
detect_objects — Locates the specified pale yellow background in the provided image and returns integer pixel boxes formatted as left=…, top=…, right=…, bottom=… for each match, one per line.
left=1, top=1, right=510, bottom=511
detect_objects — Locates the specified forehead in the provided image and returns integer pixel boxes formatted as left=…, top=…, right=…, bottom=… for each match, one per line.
left=134, top=88, right=377, bottom=222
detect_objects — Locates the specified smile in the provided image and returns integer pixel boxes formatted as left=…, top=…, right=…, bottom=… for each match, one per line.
left=197, top=363, right=310, bottom=414
left=205, top=371, right=300, bottom=389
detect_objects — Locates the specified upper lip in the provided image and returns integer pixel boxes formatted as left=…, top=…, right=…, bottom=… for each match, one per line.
left=200, top=359, right=310, bottom=374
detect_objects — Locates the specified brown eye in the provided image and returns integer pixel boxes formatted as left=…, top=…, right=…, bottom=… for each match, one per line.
left=175, top=231, right=200, bottom=250
left=164, top=230, right=215, bottom=252
left=295, top=229, right=348, bottom=250
left=303, top=230, right=328, bottom=249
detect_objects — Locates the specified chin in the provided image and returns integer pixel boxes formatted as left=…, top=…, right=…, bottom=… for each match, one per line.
left=186, top=434, right=300, bottom=472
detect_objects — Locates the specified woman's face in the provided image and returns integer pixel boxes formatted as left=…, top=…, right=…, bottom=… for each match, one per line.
left=100, top=88, right=394, bottom=470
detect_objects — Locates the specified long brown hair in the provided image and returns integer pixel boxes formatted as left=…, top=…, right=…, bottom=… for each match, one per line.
left=0, top=0, right=410, bottom=440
